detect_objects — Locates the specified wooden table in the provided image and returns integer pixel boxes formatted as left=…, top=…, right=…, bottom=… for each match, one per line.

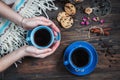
left=0, top=0, right=120, bottom=80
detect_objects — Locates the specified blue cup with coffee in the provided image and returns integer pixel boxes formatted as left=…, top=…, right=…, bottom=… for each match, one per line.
left=64, top=41, right=98, bottom=76
left=26, top=26, right=61, bottom=49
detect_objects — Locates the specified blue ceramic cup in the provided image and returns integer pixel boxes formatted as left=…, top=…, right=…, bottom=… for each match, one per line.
left=26, top=26, right=61, bottom=49
left=64, top=41, right=98, bottom=76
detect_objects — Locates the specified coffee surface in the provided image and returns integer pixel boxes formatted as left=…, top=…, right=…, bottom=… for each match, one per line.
left=34, top=29, right=51, bottom=47
left=71, top=48, right=89, bottom=67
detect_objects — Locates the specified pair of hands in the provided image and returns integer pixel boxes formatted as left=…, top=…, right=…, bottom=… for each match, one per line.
left=19, top=16, right=60, bottom=58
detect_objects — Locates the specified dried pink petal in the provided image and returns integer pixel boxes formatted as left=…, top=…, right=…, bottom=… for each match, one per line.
left=92, top=17, right=97, bottom=22
left=100, top=19, right=105, bottom=24
left=82, top=17, right=88, bottom=21
left=85, top=21, right=90, bottom=25
left=81, top=21, right=85, bottom=25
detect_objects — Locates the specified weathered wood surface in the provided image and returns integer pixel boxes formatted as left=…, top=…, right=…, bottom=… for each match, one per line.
left=0, top=0, right=120, bottom=80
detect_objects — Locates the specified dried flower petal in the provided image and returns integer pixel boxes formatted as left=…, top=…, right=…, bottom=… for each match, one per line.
left=85, top=21, right=90, bottom=25
left=100, top=19, right=105, bottom=24
left=92, top=17, right=98, bottom=22
left=81, top=21, right=85, bottom=25
left=82, top=17, right=88, bottom=21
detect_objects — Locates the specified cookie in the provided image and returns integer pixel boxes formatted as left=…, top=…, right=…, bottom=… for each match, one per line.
left=60, top=16, right=74, bottom=29
left=57, top=12, right=69, bottom=22
left=64, top=3, right=76, bottom=15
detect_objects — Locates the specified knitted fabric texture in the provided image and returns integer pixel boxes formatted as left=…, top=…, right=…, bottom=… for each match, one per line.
left=0, top=0, right=58, bottom=60
left=1, top=0, right=16, bottom=5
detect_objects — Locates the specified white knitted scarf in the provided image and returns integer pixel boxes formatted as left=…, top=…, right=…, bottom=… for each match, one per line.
left=0, top=0, right=58, bottom=62
left=1, top=0, right=16, bottom=5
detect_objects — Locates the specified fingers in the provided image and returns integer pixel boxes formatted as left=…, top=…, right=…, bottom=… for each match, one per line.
left=34, top=52, right=53, bottom=58
left=35, top=48, right=52, bottom=55
left=23, top=16, right=60, bottom=32
left=51, top=41, right=60, bottom=52
left=35, top=18, right=60, bottom=36
left=29, top=41, right=60, bottom=58
left=35, top=20, right=52, bottom=27
left=34, top=17, right=60, bottom=33
left=53, top=30, right=57, bottom=36
left=36, top=41, right=60, bottom=58
left=26, top=46, right=52, bottom=54
left=34, top=16, right=50, bottom=23
left=49, top=21, right=60, bottom=33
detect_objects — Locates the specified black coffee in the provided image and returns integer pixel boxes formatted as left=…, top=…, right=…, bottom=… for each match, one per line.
left=71, top=48, right=89, bottom=67
left=34, top=29, right=51, bottom=47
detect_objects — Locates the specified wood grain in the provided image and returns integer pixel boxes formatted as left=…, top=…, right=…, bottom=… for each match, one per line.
left=0, top=0, right=120, bottom=80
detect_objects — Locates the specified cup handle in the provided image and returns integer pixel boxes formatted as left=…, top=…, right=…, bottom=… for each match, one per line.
left=55, top=32, right=61, bottom=41
left=64, top=61, right=69, bottom=66
left=26, top=37, right=30, bottom=42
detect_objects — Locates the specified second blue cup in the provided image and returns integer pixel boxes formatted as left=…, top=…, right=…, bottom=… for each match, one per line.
left=26, top=26, right=61, bottom=49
